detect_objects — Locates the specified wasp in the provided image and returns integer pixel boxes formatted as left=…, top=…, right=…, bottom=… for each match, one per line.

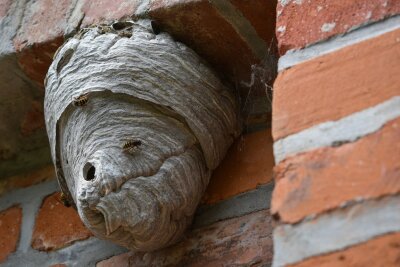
left=73, top=93, right=89, bottom=107
left=75, top=27, right=91, bottom=40
left=122, top=140, right=142, bottom=154
left=97, top=25, right=114, bottom=34
left=118, top=28, right=133, bottom=38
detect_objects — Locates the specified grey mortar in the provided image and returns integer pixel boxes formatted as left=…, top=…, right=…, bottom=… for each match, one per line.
left=274, top=96, right=400, bottom=163
left=273, top=194, right=400, bottom=267
left=278, top=15, right=400, bottom=71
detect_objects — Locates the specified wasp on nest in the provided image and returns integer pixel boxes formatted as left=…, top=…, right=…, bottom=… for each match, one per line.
left=73, top=93, right=89, bottom=107
left=122, top=139, right=142, bottom=154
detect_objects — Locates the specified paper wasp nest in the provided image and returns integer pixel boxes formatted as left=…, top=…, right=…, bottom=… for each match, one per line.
left=44, top=20, right=240, bottom=251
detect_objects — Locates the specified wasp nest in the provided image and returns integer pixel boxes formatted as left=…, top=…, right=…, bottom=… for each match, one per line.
left=44, top=20, right=240, bottom=251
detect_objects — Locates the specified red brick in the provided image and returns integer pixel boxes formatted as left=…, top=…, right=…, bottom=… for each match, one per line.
left=203, top=129, right=274, bottom=204
left=15, top=37, right=63, bottom=86
left=0, top=165, right=55, bottom=197
left=272, top=117, right=400, bottom=224
left=20, top=100, right=45, bottom=136
left=81, top=0, right=140, bottom=26
left=97, top=209, right=272, bottom=267
left=13, top=0, right=72, bottom=86
left=14, top=0, right=71, bottom=47
left=273, top=29, right=400, bottom=140
left=0, top=206, right=22, bottom=263
left=230, top=0, right=276, bottom=45
left=49, top=264, right=67, bottom=267
left=31, top=192, right=92, bottom=251
left=149, top=0, right=259, bottom=82
left=276, top=0, right=400, bottom=55
left=288, top=232, right=400, bottom=267
left=12, top=0, right=141, bottom=86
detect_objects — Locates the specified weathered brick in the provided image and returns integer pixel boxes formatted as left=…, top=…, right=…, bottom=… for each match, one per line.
left=0, top=205, right=22, bottom=263
left=13, top=0, right=74, bottom=85
left=12, top=0, right=142, bottom=86
left=272, top=117, right=400, bottom=224
left=149, top=0, right=259, bottom=82
left=230, top=0, right=276, bottom=45
left=203, top=129, right=274, bottom=204
left=276, top=0, right=400, bottom=55
left=15, top=37, right=63, bottom=86
left=273, top=29, right=400, bottom=140
left=31, top=192, right=92, bottom=251
left=0, top=165, right=55, bottom=197
left=97, top=209, right=272, bottom=267
left=81, top=0, right=140, bottom=26
left=288, top=232, right=400, bottom=267
left=14, top=0, right=71, bottom=47
left=49, top=264, right=67, bottom=267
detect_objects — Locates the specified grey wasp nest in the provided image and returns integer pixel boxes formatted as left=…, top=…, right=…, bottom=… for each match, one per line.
left=44, top=20, right=240, bottom=251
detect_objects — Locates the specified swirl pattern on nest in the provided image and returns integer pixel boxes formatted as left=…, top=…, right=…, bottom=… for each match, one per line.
left=44, top=20, right=240, bottom=251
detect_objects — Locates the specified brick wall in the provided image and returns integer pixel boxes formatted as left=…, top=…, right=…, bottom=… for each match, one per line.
left=0, top=1, right=276, bottom=264
left=271, top=1, right=400, bottom=266
left=1, top=0, right=399, bottom=266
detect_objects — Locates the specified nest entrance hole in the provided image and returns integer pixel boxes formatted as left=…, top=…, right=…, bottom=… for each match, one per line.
left=83, top=162, right=96, bottom=181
